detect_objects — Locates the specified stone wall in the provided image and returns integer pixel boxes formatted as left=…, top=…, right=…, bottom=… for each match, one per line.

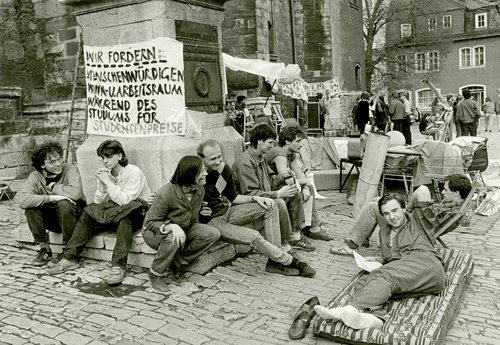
left=0, top=0, right=83, bottom=103
left=0, top=99, right=87, bottom=179
left=222, top=0, right=260, bottom=93
left=298, top=0, right=331, bottom=81
left=323, top=92, right=360, bottom=137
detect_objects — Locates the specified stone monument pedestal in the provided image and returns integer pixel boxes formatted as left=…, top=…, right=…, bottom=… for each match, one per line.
left=76, top=112, right=242, bottom=200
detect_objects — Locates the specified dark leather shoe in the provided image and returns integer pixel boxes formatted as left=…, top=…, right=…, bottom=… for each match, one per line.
left=291, top=259, right=316, bottom=278
left=170, top=265, right=188, bottom=283
left=296, top=296, right=320, bottom=315
left=288, top=297, right=320, bottom=340
left=288, top=311, right=311, bottom=340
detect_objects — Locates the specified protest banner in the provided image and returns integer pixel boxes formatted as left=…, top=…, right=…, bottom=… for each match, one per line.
left=279, top=77, right=342, bottom=101
left=84, top=37, right=186, bottom=137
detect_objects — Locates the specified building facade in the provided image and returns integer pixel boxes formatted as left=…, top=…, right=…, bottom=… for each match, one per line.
left=386, top=0, right=500, bottom=112
left=222, top=0, right=366, bottom=95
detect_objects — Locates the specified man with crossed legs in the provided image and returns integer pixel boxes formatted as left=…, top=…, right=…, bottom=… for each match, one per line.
left=197, top=139, right=315, bottom=277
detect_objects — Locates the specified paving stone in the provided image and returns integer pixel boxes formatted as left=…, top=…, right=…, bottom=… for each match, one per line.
left=158, top=324, right=209, bottom=345
left=0, top=333, right=27, bottom=345
left=31, top=324, right=66, bottom=338
left=84, top=314, right=115, bottom=326
left=109, top=320, right=146, bottom=338
left=81, top=305, right=136, bottom=320
left=3, top=315, right=41, bottom=330
left=128, top=315, right=166, bottom=331
left=55, top=331, right=93, bottom=345
left=144, top=333, right=180, bottom=344
left=30, top=334, right=62, bottom=345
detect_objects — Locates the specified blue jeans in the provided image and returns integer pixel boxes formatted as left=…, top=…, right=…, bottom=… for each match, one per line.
left=63, top=209, right=144, bottom=268
left=25, top=200, right=83, bottom=244
left=208, top=201, right=292, bottom=265
left=143, top=223, right=220, bottom=275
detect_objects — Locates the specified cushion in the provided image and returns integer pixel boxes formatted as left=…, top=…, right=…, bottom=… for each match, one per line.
left=312, top=249, right=474, bottom=345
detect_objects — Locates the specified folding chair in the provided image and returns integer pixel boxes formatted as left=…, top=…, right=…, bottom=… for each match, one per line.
left=432, top=173, right=480, bottom=248
left=0, top=175, right=16, bottom=202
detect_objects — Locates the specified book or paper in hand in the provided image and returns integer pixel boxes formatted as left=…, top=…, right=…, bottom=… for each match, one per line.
left=353, top=251, right=382, bottom=272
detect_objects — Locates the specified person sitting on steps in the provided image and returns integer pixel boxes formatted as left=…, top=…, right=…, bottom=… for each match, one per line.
left=197, top=139, right=315, bottom=277
left=232, top=123, right=316, bottom=252
left=17, top=141, right=85, bottom=267
left=142, top=156, right=221, bottom=292
left=48, top=140, right=151, bottom=286
left=264, top=125, right=334, bottom=241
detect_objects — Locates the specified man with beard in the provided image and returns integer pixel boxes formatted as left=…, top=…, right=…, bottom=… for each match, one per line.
left=17, top=142, right=85, bottom=266
left=232, top=123, right=315, bottom=251
left=265, top=125, right=334, bottom=241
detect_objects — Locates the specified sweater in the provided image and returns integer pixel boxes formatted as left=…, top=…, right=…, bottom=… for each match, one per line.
left=17, top=163, right=84, bottom=209
left=94, top=164, right=151, bottom=206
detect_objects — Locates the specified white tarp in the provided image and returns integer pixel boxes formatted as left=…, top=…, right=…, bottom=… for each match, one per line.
left=222, top=53, right=288, bottom=81
left=84, top=37, right=186, bottom=137
left=222, top=53, right=343, bottom=103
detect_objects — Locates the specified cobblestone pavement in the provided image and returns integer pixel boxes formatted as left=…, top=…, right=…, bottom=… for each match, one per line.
left=1, top=180, right=500, bottom=345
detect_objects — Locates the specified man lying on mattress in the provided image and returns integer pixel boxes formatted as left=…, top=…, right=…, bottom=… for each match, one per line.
left=317, top=174, right=472, bottom=330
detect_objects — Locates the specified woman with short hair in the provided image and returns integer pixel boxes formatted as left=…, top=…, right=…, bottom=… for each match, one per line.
left=142, top=156, right=220, bottom=292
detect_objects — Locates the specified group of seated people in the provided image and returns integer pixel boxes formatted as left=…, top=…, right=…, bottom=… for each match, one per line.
left=17, top=124, right=332, bottom=291
left=17, top=122, right=473, bottom=330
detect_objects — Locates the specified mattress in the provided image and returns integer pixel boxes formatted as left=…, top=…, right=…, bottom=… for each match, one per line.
left=312, top=249, right=474, bottom=345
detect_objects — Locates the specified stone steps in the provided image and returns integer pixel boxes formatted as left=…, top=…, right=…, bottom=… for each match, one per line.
left=13, top=224, right=251, bottom=274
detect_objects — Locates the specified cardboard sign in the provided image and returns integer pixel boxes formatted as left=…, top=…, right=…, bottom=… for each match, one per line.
left=84, top=37, right=186, bottom=137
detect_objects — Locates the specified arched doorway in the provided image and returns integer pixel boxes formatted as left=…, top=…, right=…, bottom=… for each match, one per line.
left=355, top=65, right=361, bottom=91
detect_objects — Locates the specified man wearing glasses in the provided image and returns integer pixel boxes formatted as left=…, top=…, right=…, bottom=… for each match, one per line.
left=17, top=142, right=85, bottom=266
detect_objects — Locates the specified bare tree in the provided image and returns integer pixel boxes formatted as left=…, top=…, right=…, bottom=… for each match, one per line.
left=363, top=0, right=452, bottom=92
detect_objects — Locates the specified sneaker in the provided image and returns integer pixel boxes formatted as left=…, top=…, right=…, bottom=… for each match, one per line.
left=32, top=248, right=52, bottom=266
left=47, top=253, right=64, bottom=268
left=265, top=259, right=300, bottom=276
left=47, top=258, right=79, bottom=274
left=105, top=266, right=126, bottom=285
left=170, top=265, right=188, bottom=283
left=148, top=271, right=170, bottom=292
left=307, top=229, right=335, bottom=241
left=291, top=259, right=316, bottom=278
left=289, top=238, right=316, bottom=252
